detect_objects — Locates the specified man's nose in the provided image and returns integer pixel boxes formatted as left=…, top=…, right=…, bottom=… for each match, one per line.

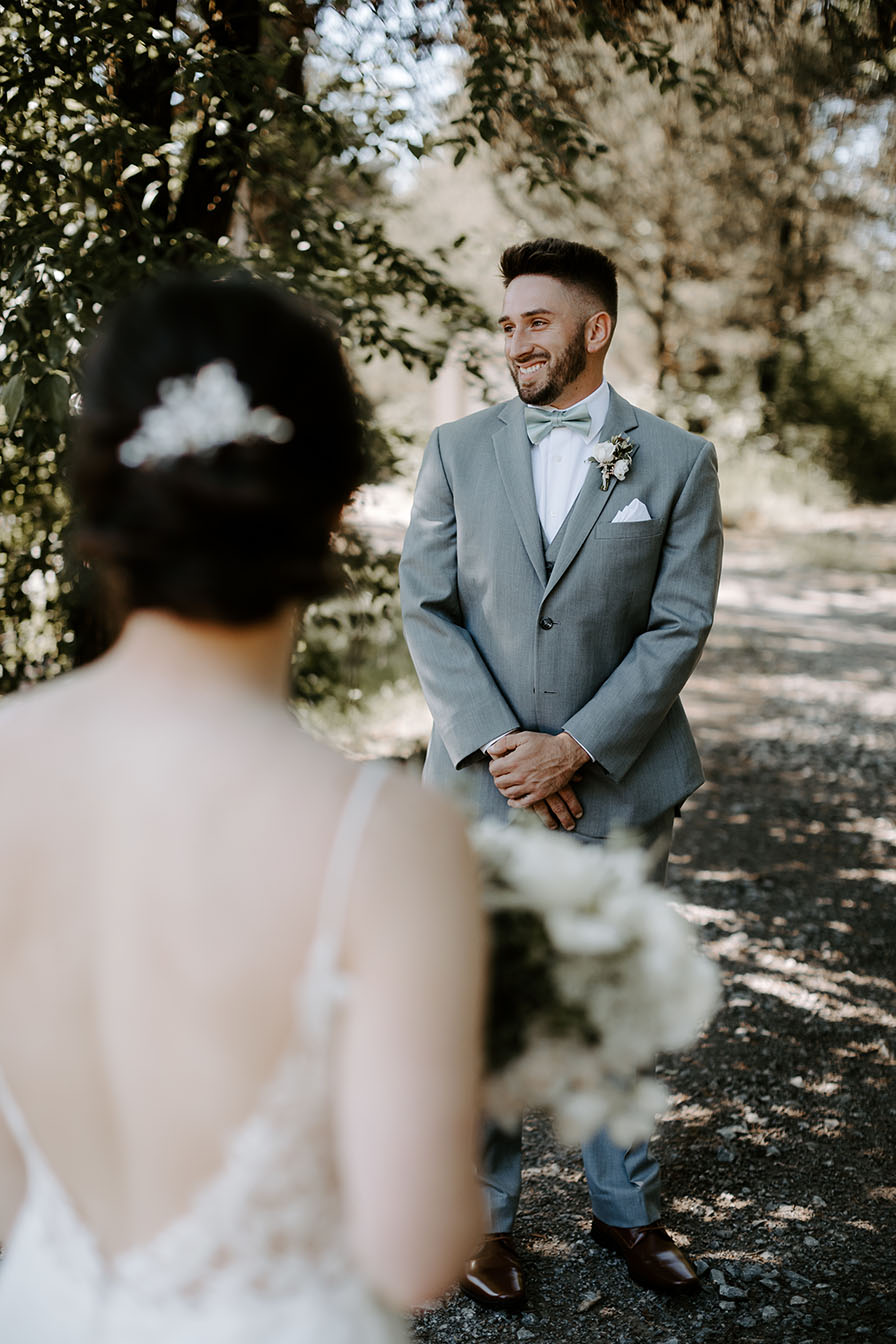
left=508, top=329, right=534, bottom=360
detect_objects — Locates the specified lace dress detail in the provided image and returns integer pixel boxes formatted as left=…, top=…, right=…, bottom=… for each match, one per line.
left=0, top=764, right=407, bottom=1343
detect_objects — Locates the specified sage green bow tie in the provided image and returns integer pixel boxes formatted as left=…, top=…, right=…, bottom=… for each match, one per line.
left=524, top=403, right=592, bottom=445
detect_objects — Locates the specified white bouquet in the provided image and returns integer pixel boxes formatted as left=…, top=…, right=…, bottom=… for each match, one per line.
left=471, top=818, right=719, bottom=1146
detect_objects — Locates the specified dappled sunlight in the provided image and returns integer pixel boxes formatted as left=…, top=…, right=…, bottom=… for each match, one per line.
left=634, top=526, right=896, bottom=1316
left=734, top=972, right=896, bottom=1028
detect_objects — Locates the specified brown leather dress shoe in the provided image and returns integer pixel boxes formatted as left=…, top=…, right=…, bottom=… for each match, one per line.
left=589, top=1216, right=700, bottom=1295
left=459, top=1233, right=527, bottom=1311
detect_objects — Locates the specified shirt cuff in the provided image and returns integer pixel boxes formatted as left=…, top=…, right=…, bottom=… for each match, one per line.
left=564, top=730, right=594, bottom=763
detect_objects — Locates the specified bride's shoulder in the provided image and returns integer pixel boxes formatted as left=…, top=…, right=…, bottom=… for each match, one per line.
left=354, top=759, right=470, bottom=838
left=352, top=767, right=477, bottom=904
left=0, top=676, right=59, bottom=728
left=0, top=663, right=99, bottom=735
left=0, top=675, right=76, bottom=783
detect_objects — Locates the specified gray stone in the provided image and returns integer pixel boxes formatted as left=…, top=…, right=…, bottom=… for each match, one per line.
left=710, top=1268, right=728, bottom=1285
left=694, top=1259, right=710, bottom=1276
left=737, top=1318, right=757, bottom=1329
left=517, top=1331, right=536, bottom=1341
left=761, top=1306, right=779, bottom=1321
left=720, top=1284, right=747, bottom=1300
left=790, top=1295, right=808, bottom=1306
left=760, top=1276, right=780, bottom=1290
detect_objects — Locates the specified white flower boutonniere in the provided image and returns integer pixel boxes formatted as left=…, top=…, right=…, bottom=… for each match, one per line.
left=587, top=434, right=636, bottom=491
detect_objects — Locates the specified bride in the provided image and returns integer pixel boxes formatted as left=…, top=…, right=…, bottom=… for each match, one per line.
left=0, top=274, right=484, bottom=1340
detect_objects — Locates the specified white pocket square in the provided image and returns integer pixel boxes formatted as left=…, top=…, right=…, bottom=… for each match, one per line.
left=611, top=498, right=651, bottom=523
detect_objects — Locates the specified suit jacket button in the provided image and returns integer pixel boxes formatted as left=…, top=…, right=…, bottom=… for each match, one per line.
left=539, top=617, right=554, bottom=630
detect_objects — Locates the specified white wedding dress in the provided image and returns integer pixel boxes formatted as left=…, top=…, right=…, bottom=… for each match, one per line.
left=0, top=765, right=407, bottom=1342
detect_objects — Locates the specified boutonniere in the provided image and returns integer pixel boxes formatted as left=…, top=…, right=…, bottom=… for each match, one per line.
left=587, top=435, right=636, bottom=491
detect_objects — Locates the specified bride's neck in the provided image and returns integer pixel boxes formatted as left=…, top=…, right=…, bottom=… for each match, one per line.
left=103, top=606, right=300, bottom=700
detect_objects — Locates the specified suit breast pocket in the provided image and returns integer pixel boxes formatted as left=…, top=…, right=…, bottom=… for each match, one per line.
left=585, top=518, right=665, bottom=592
left=591, top=519, right=665, bottom=542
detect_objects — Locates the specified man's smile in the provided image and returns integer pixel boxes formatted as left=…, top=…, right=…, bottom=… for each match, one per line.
left=514, top=358, right=548, bottom=380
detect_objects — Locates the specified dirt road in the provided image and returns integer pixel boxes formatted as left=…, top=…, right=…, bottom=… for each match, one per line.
left=411, top=511, right=896, bottom=1344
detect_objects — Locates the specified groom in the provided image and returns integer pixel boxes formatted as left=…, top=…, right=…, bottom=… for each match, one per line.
left=399, top=238, right=723, bottom=1308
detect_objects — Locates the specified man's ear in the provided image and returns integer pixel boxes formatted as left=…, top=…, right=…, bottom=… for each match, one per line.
left=585, top=311, right=613, bottom=353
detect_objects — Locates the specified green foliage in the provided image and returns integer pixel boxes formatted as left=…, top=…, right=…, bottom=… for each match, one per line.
left=3, top=0, right=893, bottom=697
left=0, top=0, right=483, bottom=694
left=291, top=529, right=408, bottom=708
left=485, top=907, right=590, bottom=1075
left=478, top=0, right=895, bottom=511
left=451, top=0, right=720, bottom=192
left=770, top=294, right=896, bottom=503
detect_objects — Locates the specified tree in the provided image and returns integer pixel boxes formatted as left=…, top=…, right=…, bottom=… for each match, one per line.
left=476, top=1, right=896, bottom=492
left=0, top=0, right=488, bottom=688
left=3, top=0, right=894, bottom=692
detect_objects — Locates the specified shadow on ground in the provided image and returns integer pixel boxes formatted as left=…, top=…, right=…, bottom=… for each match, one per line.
left=411, top=518, right=896, bottom=1344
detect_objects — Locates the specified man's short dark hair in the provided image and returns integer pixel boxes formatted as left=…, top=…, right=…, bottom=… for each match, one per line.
left=499, top=238, right=618, bottom=325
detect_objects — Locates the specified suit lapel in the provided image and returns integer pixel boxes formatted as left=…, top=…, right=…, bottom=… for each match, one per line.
left=543, top=387, right=640, bottom=598
left=493, top=400, right=547, bottom=586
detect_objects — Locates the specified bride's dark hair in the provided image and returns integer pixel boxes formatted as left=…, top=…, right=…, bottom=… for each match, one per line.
left=72, top=272, right=367, bottom=624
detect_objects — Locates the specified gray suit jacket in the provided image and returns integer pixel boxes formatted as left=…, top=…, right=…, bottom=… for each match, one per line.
left=399, top=387, right=723, bottom=838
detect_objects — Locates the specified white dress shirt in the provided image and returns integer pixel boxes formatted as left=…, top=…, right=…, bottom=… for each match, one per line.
left=529, top=381, right=610, bottom=542
left=482, top=383, right=609, bottom=759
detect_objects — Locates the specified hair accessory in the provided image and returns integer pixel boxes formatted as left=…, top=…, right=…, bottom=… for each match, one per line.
left=117, top=360, right=293, bottom=468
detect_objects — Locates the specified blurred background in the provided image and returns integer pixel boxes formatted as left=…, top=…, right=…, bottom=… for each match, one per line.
left=2, top=0, right=894, bottom=750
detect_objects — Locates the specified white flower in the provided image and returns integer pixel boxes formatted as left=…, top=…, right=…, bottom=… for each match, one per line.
left=605, top=1076, right=668, bottom=1146
left=590, top=440, right=616, bottom=464
left=118, top=360, right=293, bottom=468
left=586, top=434, right=636, bottom=491
left=472, top=817, right=720, bottom=1144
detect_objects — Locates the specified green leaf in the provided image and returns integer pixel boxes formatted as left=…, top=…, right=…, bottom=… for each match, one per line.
left=1, top=372, right=26, bottom=430
left=35, top=372, right=70, bottom=423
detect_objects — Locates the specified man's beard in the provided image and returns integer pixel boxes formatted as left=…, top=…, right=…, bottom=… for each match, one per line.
left=510, top=324, right=588, bottom=405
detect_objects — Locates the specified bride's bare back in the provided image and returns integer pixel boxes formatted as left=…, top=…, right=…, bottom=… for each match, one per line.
left=0, top=612, right=483, bottom=1310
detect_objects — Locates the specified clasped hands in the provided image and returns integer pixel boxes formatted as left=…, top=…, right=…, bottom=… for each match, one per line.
left=487, top=730, right=589, bottom=832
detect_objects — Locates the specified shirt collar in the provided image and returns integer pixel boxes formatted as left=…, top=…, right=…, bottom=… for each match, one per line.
left=574, top=381, right=610, bottom=442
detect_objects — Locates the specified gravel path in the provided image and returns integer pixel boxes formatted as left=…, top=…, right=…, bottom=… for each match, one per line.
left=410, top=511, right=896, bottom=1344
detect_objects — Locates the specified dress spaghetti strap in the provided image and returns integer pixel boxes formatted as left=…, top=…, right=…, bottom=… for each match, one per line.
left=0, top=1061, right=33, bottom=1163
left=302, top=762, right=390, bottom=1028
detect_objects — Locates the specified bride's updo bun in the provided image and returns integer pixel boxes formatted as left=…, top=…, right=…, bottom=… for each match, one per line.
left=72, top=273, right=367, bottom=624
